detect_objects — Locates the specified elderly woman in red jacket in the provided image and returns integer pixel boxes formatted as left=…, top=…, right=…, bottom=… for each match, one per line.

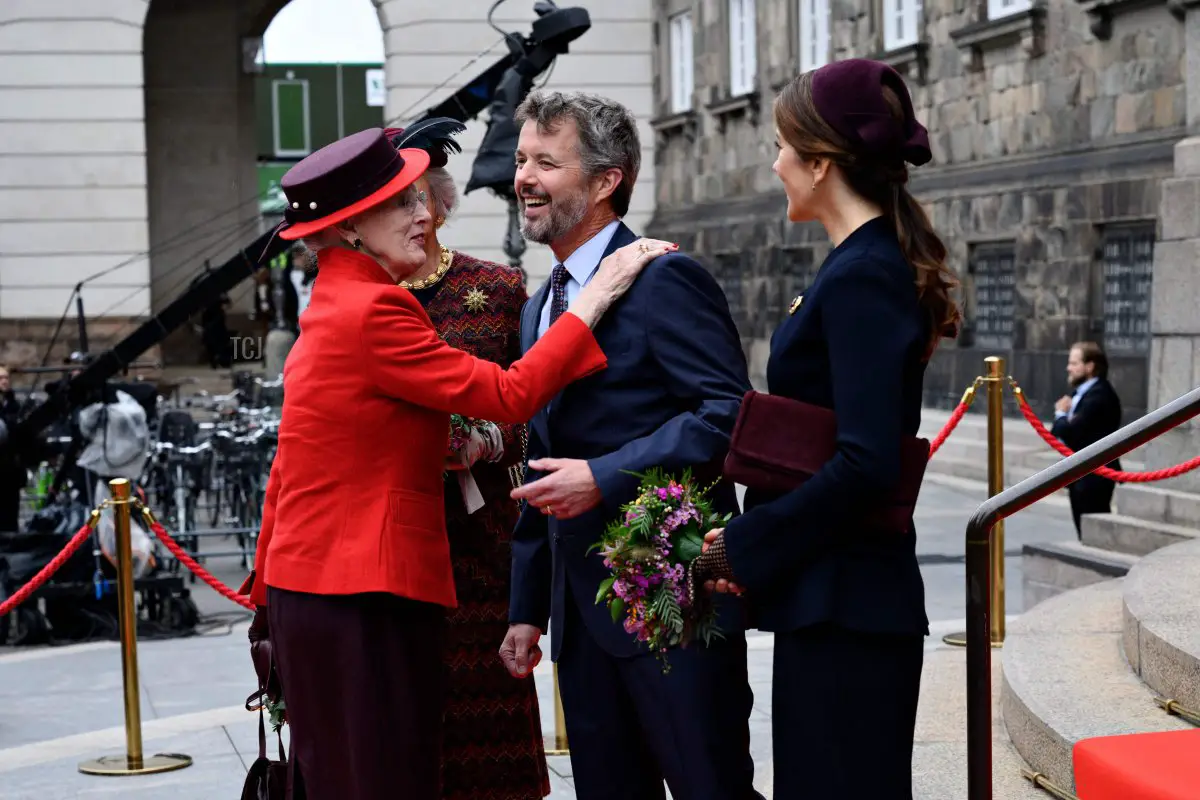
left=248, top=127, right=674, bottom=800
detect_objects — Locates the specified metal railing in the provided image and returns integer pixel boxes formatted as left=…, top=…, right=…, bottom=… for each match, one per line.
left=964, top=384, right=1200, bottom=800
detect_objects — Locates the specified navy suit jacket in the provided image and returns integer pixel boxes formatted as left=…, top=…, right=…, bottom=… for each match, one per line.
left=1051, top=379, right=1122, bottom=468
left=509, top=222, right=752, bottom=659
left=722, top=217, right=931, bottom=637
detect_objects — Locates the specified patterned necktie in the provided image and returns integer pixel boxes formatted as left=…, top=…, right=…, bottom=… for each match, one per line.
left=548, top=264, right=570, bottom=327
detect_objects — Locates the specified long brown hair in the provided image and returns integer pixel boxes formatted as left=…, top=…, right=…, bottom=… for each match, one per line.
left=774, top=72, right=961, bottom=357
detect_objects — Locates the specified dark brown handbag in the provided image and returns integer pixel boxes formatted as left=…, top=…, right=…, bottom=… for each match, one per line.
left=723, top=391, right=930, bottom=532
left=240, top=570, right=289, bottom=800
left=241, top=700, right=288, bottom=800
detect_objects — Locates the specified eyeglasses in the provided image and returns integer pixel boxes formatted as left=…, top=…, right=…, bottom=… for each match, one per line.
left=395, top=187, right=429, bottom=214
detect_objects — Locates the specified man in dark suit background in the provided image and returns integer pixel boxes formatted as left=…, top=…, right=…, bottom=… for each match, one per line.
left=499, top=91, right=762, bottom=800
left=1053, top=341, right=1123, bottom=535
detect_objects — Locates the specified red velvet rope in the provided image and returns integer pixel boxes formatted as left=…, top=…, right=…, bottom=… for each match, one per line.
left=0, top=392, right=980, bottom=624
left=1013, top=387, right=1200, bottom=483
left=141, top=508, right=255, bottom=611
left=928, top=400, right=969, bottom=459
left=927, top=379, right=982, bottom=460
left=0, top=518, right=98, bottom=618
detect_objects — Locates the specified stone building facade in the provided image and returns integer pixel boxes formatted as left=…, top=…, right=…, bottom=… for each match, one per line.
left=646, top=0, right=1195, bottom=421
left=0, top=0, right=654, bottom=368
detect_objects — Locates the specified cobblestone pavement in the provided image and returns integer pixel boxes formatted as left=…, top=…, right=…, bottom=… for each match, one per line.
left=0, top=480, right=1073, bottom=798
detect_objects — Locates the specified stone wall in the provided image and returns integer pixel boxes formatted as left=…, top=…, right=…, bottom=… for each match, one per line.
left=647, top=0, right=1192, bottom=421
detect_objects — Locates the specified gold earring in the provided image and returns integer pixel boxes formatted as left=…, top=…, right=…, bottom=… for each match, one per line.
left=435, top=216, right=445, bottom=227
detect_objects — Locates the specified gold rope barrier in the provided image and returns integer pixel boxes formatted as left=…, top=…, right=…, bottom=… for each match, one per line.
left=546, top=664, right=569, bottom=756
left=945, top=356, right=1007, bottom=648
left=1021, top=769, right=1081, bottom=800
left=1154, top=696, right=1200, bottom=726
left=79, top=478, right=193, bottom=777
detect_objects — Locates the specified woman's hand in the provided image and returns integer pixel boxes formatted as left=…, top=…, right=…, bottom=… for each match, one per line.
left=571, top=238, right=678, bottom=328
left=445, top=423, right=503, bottom=471
left=699, top=529, right=745, bottom=596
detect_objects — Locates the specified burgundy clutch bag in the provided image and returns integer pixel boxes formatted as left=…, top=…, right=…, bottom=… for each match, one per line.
left=723, top=391, right=930, bottom=532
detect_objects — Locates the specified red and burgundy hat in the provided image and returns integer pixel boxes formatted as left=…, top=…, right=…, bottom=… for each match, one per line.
left=278, top=127, right=430, bottom=241
left=810, top=59, right=931, bottom=166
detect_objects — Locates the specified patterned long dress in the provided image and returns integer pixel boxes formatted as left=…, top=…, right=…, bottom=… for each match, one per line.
left=409, top=250, right=551, bottom=800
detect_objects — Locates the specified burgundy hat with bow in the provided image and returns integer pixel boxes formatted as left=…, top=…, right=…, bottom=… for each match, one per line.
left=810, top=59, right=931, bottom=167
left=277, top=127, right=430, bottom=241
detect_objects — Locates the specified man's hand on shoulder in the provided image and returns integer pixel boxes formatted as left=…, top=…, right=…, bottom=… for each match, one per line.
left=510, top=458, right=602, bottom=519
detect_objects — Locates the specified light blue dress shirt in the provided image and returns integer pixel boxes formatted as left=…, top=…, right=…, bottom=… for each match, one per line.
left=1056, top=376, right=1099, bottom=419
left=536, top=219, right=621, bottom=340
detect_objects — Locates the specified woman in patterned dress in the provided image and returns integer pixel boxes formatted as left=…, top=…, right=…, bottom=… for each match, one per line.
left=385, top=123, right=551, bottom=800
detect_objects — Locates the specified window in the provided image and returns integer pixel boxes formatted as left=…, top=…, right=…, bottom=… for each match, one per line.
left=799, top=0, right=831, bottom=72
left=728, top=0, right=757, bottom=96
left=969, top=243, right=1016, bottom=350
left=1101, top=226, right=1155, bottom=355
left=272, top=79, right=311, bottom=158
left=883, top=0, right=922, bottom=51
left=669, top=11, right=694, bottom=113
left=987, top=0, right=1033, bottom=18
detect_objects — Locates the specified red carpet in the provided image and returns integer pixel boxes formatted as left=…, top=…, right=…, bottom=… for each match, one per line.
left=1074, top=729, right=1200, bottom=799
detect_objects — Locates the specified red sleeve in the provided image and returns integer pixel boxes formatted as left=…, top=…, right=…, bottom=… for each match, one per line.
left=494, top=272, right=532, bottom=468
left=248, top=446, right=283, bottom=607
left=361, top=288, right=606, bottom=423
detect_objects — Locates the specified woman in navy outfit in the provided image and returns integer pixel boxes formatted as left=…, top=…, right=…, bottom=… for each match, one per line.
left=693, top=60, right=961, bottom=799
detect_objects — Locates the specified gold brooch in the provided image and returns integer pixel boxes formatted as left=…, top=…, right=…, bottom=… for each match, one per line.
left=464, top=287, right=489, bottom=312
left=789, top=295, right=804, bottom=315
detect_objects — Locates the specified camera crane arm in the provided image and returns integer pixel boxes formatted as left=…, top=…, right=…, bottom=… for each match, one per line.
left=12, top=2, right=591, bottom=458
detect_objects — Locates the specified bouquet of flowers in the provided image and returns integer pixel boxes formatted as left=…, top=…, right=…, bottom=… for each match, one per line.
left=590, top=468, right=731, bottom=672
left=447, top=414, right=475, bottom=460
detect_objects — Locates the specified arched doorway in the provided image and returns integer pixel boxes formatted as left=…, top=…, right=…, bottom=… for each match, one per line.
left=141, top=0, right=384, bottom=363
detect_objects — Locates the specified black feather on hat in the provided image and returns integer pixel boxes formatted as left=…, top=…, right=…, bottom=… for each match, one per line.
left=385, top=117, right=467, bottom=169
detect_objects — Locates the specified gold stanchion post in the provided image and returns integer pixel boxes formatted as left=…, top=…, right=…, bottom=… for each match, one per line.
left=944, top=356, right=1007, bottom=649
left=985, top=356, right=1007, bottom=644
left=546, top=663, right=569, bottom=756
left=79, top=479, right=193, bottom=776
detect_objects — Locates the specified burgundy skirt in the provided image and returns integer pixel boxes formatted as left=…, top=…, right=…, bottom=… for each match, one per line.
left=267, top=587, right=446, bottom=800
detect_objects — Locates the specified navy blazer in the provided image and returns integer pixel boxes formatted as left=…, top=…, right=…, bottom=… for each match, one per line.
left=509, top=222, right=752, bottom=659
left=723, top=217, right=931, bottom=637
left=1051, top=378, right=1122, bottom=475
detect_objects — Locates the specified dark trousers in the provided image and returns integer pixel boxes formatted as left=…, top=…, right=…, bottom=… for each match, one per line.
left=555, top=594, right=762, bottom=800
left=267, top=587, right=446, bottom=800
left=772, top=623, right=924, bottom=799
left=1069, top=475, right=1115, bottom=537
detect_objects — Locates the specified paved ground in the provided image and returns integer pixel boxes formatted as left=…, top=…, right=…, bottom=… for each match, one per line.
left=0, top=477, right=1075, bottom=798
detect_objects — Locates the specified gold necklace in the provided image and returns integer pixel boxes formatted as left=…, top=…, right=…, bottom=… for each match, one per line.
left=399, top=245, right=453, bottom=290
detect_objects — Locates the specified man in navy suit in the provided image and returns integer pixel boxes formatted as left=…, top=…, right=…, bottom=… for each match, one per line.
left=1052, top=341, right=1123, bottom=535
left=498, top=91, right=762, bottom=800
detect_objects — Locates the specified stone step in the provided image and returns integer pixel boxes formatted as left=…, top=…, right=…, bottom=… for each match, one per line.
left=920, top=410, right=1050, bottom=449
left=921, top=408, right=1150, bottom=464
left=1001, top=579, right=1192, bottom=794
left=912, top=646, right=1043, bottom=800
left=1020, top=540, right=1138, bottom=609
left=927, top=436, right=1050, bottom=468
left=1122, top=538, right=1200, bottom=714
left=1081, top=513, right=1200, bottom=558
left=1114, top=483, right=1200, bottom=528
left=924, top=453, right=1069, bottom=498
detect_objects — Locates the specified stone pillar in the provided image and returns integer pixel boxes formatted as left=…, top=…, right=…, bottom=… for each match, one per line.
left=1144, top=4, right=1200, bottom=489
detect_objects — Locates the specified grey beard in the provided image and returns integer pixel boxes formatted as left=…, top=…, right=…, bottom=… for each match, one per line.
left=519, top=193, right=589, bottom=245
